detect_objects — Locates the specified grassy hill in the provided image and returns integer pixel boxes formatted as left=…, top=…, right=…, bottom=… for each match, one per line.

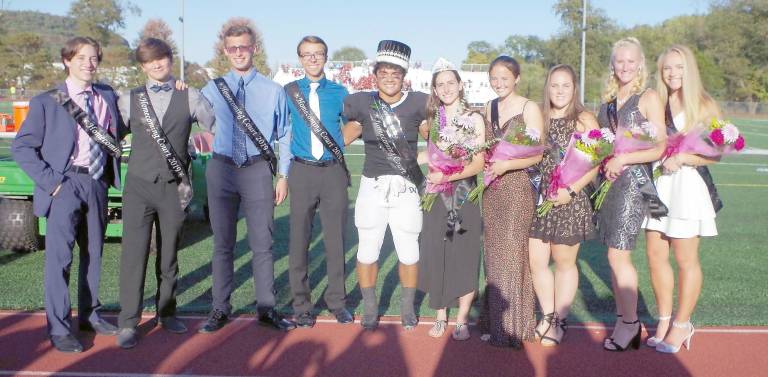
left=1, top=10, right=129, bottom=56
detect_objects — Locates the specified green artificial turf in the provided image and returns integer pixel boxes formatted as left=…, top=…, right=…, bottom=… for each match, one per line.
left=1, top=122, right=766, bottom=326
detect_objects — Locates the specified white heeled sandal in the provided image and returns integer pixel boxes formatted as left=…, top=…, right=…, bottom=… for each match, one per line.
left=645, top=315, right=672, bottom=347
left=656, top=321, right=695, bottom=354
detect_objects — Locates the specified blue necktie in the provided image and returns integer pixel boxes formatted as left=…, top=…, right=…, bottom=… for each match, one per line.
left=232, top=77, right=247, bottom=167
left=83, top=91, right=104, bottom=180
left=150, top=83, right=173, bottom=92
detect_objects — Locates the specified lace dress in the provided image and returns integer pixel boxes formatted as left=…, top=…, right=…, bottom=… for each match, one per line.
left=530, top=117, right=596, bottom=245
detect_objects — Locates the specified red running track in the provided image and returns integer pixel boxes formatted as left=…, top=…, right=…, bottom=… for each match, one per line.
left=1, top=311, right=767, bottom=377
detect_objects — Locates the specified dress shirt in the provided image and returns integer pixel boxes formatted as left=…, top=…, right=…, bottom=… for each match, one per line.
left=117, top=77, right=215, bottom=132
left=286, top=76, right=348, bottom=161
left=202, top=69, right=292, bottom=176
left=65, top=77, right=111, bottom=167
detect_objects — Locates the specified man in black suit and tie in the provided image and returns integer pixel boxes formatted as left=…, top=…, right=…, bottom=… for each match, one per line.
left=12, top=36, right=123, bottom=353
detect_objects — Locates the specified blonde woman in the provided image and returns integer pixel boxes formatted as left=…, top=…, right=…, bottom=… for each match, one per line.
left=596, top=37, right=666, bottom=352
left=642, top=45, right=721, bottom=354
left=529, top=64, right=599, bottom=346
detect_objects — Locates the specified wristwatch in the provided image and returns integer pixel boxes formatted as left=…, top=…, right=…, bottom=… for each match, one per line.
left=566, top=186, right=577, bottom=199
left=279, top=173, right=288, bottom=179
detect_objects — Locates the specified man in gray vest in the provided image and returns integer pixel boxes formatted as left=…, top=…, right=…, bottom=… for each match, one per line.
left=115, top=37, right=214, bottom=349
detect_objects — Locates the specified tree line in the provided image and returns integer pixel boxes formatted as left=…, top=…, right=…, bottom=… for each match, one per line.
left=463, top=0, right=767, bottom=105
left=0, top=0, right=765, bottom=105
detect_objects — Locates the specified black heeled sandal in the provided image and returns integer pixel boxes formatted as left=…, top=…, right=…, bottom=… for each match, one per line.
left=603, top=319, right=641, bottom=352
left=603, top=314, right=622, bottom=345
left=535, top=312, right=556, bottom=340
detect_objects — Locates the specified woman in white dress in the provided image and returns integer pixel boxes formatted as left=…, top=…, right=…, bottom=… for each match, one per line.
left=642, top=45, right=722, bottom=354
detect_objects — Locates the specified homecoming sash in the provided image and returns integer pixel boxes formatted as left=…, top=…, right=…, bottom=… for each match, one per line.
left=132, top=87, right=193, bottom=210
left=664, top=103, right=723, bottom=212
left=490, top=98, right=542, bottom=201
left=284, top=82, right=350, bottom=186
left=49, top=89, right=121, bottom=158
left=606, top=98, right=668, bottom=219
left=213, top=78, right=277, bottom=175
left=369, top=93, right=424, bottom=192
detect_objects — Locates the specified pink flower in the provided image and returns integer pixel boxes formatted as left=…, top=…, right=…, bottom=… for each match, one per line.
left=710, top=129, right=725, bottom=146
left=588, top=129, right=602, bottom=139
left=734, top=135, right=746, bottom=151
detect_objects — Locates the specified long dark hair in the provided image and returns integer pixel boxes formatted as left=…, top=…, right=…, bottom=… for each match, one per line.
left=542, top=64, right=585, bottom=135
left=425, top=70, right=467, bottom=132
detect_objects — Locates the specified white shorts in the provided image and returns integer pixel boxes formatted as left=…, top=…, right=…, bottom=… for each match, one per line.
left=355, top=175, right=422, bottom=265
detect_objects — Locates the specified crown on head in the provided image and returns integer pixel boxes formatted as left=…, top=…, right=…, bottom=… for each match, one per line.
left=376, top=40, right=411, bottom=71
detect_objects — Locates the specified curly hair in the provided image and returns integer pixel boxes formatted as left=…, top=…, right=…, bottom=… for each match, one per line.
left=601, top=37, right=647, bottom=103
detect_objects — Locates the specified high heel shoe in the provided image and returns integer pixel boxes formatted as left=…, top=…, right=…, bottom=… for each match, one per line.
left=646, top=315, right=672, bottom=347
left=603, top=319, right=641, bottom=352
left=535, top=312, right=556, bottom=341
left=603, top=314, right=622, bottom=346
left=541, top=317, right=567, bottom=347
left=656, top=321, right=695, bottom=353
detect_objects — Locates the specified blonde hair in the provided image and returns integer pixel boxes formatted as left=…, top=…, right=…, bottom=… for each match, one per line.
left=655, top=45, right=721, bottom=132
left=602, top=37, right=648, bottom=103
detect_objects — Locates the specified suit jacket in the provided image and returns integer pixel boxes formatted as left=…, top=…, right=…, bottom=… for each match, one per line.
left=11, top=82, right=124, bottom=217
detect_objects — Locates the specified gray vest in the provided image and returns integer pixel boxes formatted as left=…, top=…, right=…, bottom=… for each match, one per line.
left=128, top=88, right=192, bottom=182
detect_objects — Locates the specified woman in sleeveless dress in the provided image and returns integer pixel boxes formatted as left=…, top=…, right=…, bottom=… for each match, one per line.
left=529, top=64, right=598, bottom=346
left=417, top=59, right=485, bottom=341
left=596, top=37, right=666, bottom=351
left=478, top=56, right=544, bottom=348
left=641, top=45, right=721, bottom=354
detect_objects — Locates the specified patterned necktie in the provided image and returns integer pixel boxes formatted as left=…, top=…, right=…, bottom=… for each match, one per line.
left=83, top=91, right=104, bottom=180
left=150, top=83, right=173, bottom=92
left=309, top=82, right=323, bottom=160
left=232, top=77, right=248, bottom=166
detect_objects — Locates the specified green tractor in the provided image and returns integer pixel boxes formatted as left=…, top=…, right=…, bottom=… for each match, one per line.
left=0, top=130, right=212, bottom=252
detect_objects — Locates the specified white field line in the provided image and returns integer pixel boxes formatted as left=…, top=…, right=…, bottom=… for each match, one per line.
left=3, top=311, right=768, bottom=334
left=0, top=372, right=257, bottom=377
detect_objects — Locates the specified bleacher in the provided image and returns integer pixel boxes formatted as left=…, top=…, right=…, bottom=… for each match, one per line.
left=272, top=61, right=496, bottom=107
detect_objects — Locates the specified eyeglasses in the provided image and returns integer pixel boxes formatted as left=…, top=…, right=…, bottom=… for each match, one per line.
left=299, top=52, right=326, bottom=60
left=225, top=45, right=254, bottom=54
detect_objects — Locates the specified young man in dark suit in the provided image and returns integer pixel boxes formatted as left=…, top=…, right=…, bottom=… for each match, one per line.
left=114, top=37, right=215, bottom=349
left=12, top=36, right=122, bottom=353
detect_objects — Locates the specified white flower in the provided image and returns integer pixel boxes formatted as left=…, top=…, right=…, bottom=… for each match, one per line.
left=722, top=123, right=739, bottom=143
left=641, top=121, right=657, bottom=139
left=601, top=128, right=615, bottom=143
left=525, top=127, right=541, bottom=141
left=582, top=136, right=597, bottom=146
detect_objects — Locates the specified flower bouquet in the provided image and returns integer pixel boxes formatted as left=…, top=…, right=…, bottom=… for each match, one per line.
left=537, top=128, right=615, bottom=217
left=466, top=123, right=545, bottom=203
left=421, top=106, right=483, bottom=211
left=592, top=118, right=662, bottom=210
left=653, top=118, right=746, bottom=179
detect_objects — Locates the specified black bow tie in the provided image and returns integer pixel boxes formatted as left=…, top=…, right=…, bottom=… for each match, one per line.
left=150, top=83, right=173, bottom=93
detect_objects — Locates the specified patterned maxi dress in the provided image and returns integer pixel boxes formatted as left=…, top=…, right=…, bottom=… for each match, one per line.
left=530, top=118, right=596, bottom=244
left=478, top=113, right=537, bottom=348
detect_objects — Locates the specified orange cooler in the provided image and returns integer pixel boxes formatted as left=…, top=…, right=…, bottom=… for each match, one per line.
left=13, top=101, right=30, bottom=131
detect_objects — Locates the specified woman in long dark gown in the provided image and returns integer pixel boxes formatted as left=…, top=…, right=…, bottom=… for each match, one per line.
left=417, top=58, right=485, bottom=341
left=478, top=56, right=544, bottom=348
